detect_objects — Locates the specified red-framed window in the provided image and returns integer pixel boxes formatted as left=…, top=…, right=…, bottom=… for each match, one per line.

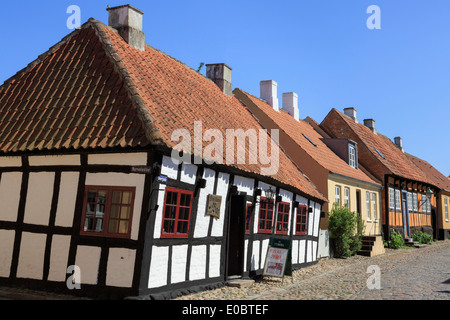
left=161, top=187, right=194, bottom=238
left=276, top=202, right=290, bottom=235
left=81, top=186, right=135, bottom=238
left=295, top=205, right=308, bottom=235
left=258, top=197, right=274, bottom=233
left=245, top=203, right=253, bottom=234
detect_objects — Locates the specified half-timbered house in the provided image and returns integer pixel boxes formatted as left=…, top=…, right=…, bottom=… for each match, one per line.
left=0, top=5, right=326, bottom=299
left=234, top=88, right=384, bottom=257
left=406, top=153, right=450, bottom=240
left=320, top=109, right=437, bottom=240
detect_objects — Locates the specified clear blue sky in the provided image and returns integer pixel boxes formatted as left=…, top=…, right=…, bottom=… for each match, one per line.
left=1, top=0, right=449, bottom=176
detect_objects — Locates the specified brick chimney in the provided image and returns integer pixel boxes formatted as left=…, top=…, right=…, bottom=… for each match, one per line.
left=364, top=119, right=377, bottom=134
left=260, top=80, right=279, bottom=111
left=107, top=5, right=145, bottom=51
left=206, top=63, right=233, bottom=97
left=282, top=92, right=299, bottom=120
left=394, top=137, right=404, bottom=153
left=344, top=108, right=358, bottom=123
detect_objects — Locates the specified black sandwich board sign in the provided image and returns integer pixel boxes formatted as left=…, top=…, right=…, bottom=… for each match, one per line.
left=263, top=238, right=293, bottom=285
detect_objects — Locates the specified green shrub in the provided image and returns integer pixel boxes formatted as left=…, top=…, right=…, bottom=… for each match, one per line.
left=422, top=232, right=433, bottom=244
left=328, top=205, right=364, bottom=258
left=389, top=230, right=404, bottom=249
left=412, top=231, right=432, bottom=244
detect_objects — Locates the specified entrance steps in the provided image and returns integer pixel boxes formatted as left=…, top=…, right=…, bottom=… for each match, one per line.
left=405, top=237, right=427, bottom=248
left=358, top=236, right=385, bottom=257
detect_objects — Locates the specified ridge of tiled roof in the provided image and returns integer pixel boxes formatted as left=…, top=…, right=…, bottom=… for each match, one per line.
left=0, top=19, right=154, bottom=152
left=97, top=22, right=326, bottom=201
left=0, top=17, right=326, bottom=201
left=405, top=153, right=450, bottom=192
left=321, top=109, right=433, bottom=185
left=235, top=89, right=380, bottom=186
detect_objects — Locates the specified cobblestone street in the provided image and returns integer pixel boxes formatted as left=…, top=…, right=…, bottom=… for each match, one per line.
left=176, top=240, right=450, bottom=300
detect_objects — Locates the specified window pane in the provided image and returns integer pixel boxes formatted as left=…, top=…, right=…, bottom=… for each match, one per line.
left=165, top=205, right=177, bottom=219
left=120, top=206, right=130, bottom=219
left=122, top=191, right=132, bottom=205
left=84, top=218, right=92, bottom=231
left=94, top=219, right=103, bottom=232
left=108, top=220, right=118, bottom=234
left=119, top=221, right=129, bottom=234
left=86, top=204, right=95, bottom=216
left=179, top=207, right=190, bottom=221
left=164, top=220, right=175, bottom=234
left=166, top=191, right=178, bottom=205
left=110, top=205, right=120, bottom=219
left=180, top=193, right=191, bottom=207
left=88, top=191, right=97, bottom=203
left=97, top=190, right=107, bottom=203
left=178, top=221, right=188, bottom=235
left=96, top=204, right=105, bottom=217
left=112, top=191, right=122, bottom=204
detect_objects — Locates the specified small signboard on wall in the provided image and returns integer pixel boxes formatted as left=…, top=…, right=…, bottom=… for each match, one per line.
left=206, top=194, right=222, bottom=219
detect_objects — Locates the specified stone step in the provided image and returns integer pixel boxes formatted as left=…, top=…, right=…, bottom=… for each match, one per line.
left=361, top=245, right=374, bottom=251
left=357, top=250, right=372, bottom=257
left=227, top=279, right=255, bottom=288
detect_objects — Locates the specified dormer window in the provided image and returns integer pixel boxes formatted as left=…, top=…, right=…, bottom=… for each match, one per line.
left=348, top=143, right=357, bottom=169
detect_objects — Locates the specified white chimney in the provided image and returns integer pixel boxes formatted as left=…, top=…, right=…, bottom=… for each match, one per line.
left=344, top=108, right=358, bottom=123
left=282, top=92, right=299, bottom=120
left=107, top=5, right=145, bottom=51
left=260, top=80, right=279, bottom=111
left=394, top=137, right=404, bottom=153
left=364, top=119, right=377, bottom=134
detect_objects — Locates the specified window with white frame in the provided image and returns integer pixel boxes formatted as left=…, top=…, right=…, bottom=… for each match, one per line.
left=407, top=192, right=413, bottom=212
left=389, top=188, right=395, bottom=210
left=423, top=194, right=431, bottom=213
left=335, top=186, right=341, bottom=207
left=372, top=193, right=377, bottom=221
left=344, top=187, right=350, bottom=208
left=348, top=144, right=357, bottom=169
left=445, top=198, right=449, bottom=221
left=422, top=194, right=428, bottom=213
left=413, top=193, right=418, bottom=212
left=366, top=192, right=371, bottom=221
left=395, top=189, right=401, bottom=211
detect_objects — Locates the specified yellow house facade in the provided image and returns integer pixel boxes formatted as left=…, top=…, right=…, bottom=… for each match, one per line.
left=438, top=192, right=450, bottom=239
left=328, top=174, right=385, bottom=257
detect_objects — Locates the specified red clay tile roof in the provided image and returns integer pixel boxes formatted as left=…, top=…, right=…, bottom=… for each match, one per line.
left=235, top=90, right=380, bottom=186
left=405, top=153, right=450, bottom=192
left=321, top=109, right=432, bottom=185
left=0, top=26, right=151, bottom=152
left=0, top=19, right=325, bottom=201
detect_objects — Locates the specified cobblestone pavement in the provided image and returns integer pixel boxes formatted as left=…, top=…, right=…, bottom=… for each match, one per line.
left=176, top=241, right=450, bottom=300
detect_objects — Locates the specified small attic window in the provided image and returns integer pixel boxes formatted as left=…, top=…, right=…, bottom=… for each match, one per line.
left=303, top=134, right=317, bottom=147
left=375, top=148, right=385, bottom=159
left=348, top=143, right=357, bottom=169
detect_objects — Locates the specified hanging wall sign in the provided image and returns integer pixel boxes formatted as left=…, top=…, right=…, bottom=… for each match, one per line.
left=206, top=194, right=222, bottom=219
